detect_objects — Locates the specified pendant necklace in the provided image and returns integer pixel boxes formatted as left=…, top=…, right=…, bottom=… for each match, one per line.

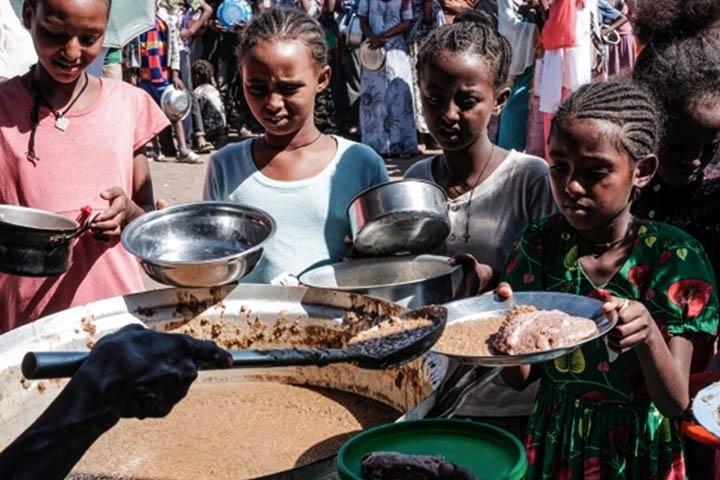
left=261, top=131, right=323, bottom=151
left=444, top=145, right=495, bottom=243
left=30, top=65, right=90, bottom=132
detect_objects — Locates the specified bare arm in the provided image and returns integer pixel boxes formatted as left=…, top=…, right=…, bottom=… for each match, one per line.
left=605, top=299, right=692, bottom=418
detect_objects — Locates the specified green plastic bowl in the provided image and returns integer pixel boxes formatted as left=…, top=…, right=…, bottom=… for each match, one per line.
left=337, top=418, right=527, bottom=480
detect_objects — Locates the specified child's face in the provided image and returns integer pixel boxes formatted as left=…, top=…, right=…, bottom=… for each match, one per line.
left=23, top=0, right=108, bottom=83
left=418, top=52, right=508, bottom=152
left=548, top=118, right=650, bottom=233
left=241, top=40, right=330, bottom=137
left=659, top=96, right=720, bottom=187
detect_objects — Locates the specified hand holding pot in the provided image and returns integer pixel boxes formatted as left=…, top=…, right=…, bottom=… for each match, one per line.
left=91, top=187, right=148, bottom=239
left=449, top=253, right=498, bottom=298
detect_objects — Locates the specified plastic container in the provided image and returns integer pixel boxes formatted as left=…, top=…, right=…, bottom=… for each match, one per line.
left=337, top=418, right=528, bottom=480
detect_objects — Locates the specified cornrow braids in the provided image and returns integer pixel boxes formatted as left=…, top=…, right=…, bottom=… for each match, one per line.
left=416, top=20, right=512, bottom=89
left=633, top=0, right=720, bottom=44
left=237, top=8, right=328, bottom=68
left=633, top=29, right=720, bottom=125
left=552, top=80, right=661, bottom=162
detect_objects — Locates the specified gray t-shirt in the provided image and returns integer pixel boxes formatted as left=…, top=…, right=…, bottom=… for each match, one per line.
left=405, top=149, right=557, bottom=417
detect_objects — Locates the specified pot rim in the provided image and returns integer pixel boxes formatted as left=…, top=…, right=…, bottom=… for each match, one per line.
left=298, top=254, right=461, bottom=291
left=345, top=179, right=448, bottom=216
left=0, top=205, right=80, bottom=233
left=121, top=201, right=277, bottom=267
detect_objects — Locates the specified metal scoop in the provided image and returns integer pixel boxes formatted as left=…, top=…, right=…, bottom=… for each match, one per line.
left=21, top=305, right=446, bottom=379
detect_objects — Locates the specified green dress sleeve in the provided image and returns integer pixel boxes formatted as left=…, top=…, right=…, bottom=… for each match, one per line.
left=500, top=216, right=550, bottom=292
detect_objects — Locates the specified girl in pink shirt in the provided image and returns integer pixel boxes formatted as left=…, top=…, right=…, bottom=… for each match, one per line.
left=0, top=0, right=169, bottom=331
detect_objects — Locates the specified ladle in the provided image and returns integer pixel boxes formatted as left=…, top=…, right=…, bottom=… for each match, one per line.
left=21, top=305, right=447, bottom=379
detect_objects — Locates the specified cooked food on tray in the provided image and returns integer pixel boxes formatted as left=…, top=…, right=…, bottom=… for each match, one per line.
left=72, top=383, right=400, bottom=480
left=491, top=305, right=600, bottom=355
left=361, top=451, right=478, bottom=480
left=434, top=305, right=599, bottom=357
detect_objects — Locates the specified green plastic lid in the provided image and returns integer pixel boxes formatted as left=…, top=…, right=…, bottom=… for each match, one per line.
left=337, top=418, right=527, bottom=480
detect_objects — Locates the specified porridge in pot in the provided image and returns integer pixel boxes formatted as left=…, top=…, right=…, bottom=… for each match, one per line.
left=70, top=382, right=400, bottom=480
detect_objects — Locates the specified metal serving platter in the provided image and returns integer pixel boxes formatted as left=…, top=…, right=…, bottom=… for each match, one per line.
left=0, top=284, right=449, bottom=480
left=692, top=381, right=720, bottom=440
left=432, top=291, right=618, bottom=367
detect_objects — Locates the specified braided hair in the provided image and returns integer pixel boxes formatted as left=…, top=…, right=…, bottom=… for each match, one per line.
left=237, top=8, right=327, bottom=68
left=415, top=20, right=512, bottom=89
left=552, top=80, right=661, bottom=162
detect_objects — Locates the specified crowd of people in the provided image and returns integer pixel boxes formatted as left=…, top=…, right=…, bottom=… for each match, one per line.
left=0, top=0, right=720, bottom=478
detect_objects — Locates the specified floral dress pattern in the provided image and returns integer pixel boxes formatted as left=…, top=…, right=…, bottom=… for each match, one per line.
left=501, top=215, right=719, bottom=480
left=358, top=0, right=418, bottom=156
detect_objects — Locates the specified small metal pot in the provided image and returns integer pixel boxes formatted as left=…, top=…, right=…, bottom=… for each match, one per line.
left=347, top=179, right=451, bottom=256
left=0, top=205, right=95, bottom=277
left=298, top=255, right=462, bottom=308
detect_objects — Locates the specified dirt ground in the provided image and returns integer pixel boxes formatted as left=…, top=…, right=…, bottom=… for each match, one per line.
left=143, top=137, right=436, bottom=289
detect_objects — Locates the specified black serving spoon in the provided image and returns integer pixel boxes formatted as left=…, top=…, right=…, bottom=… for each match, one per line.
left=21, top=305, right=446, bottom=380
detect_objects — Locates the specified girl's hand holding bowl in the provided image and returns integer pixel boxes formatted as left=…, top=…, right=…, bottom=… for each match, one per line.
left=603, top=298, right=658, bottom=354
left=90, top=187, right=144, bottom=239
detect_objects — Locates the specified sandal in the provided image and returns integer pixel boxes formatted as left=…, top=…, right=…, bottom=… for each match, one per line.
left=176, top=150, right=204, bottom=164
left=195, top=142, right=214, bottom=154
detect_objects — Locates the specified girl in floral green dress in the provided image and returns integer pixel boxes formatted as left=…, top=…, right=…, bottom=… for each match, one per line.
left=498, top=79, right=719, bottom=479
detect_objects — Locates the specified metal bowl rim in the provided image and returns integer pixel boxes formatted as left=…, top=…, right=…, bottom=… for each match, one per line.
left=346, top=179, right=449, bottom=215
left=0, top=204, right=80, bottom=232
left=121, top=201, right=277, bottom=267
left=298, top=254, right=461, bottom=291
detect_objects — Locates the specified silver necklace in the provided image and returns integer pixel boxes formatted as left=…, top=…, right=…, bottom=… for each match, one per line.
left=444, top=145, right=495, bottom=243
left=30, top=66, right=89, bottom=132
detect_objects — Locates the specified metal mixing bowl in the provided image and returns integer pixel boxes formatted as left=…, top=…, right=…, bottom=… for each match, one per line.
left=121, top=202, right=276, bottom=287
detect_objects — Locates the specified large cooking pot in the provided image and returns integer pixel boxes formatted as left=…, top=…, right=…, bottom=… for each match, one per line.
left=298, top=255, right=462, bottom=308
left=0, top=284, right=449, bottom=480
left=347, top=180, right=450, bottom=256
left=0, top=205, right=96, bottom=276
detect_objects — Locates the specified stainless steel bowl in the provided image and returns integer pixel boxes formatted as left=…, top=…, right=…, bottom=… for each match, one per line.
left=160, top=85, right=192, bottom=122
left=121, top=202, right=276, bottom=287
left=347, top=179, right=450, bottom=256
left=298, top=255, right=461, bottom=308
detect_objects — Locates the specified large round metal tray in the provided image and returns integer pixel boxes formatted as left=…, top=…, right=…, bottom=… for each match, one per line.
left=0, top=284, right=448, bottom=480
left=432, top=291, right=618, bottom=366
left=691, top=379, right=720, bottom=440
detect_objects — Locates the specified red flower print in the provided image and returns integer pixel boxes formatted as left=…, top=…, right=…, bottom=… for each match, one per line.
left=655, top=317, right=669, bottom=340
left=581, top=390, right=608, bottom=402
left=624, top=366, right=650, bottom=401
left=584, top=456, right=604, bottom=480
left=628, top=265, right=652, bottom=289
left=660, top=251, right=672, bottom=265
left=645, top=288, right=655, bottom=301
left=597, top=361, right=610, bottom=373
left=532, top=237, right=543, bottom=258
left=608, top=425, right=629, bottom=452
left=524, top=434, right=536, bottom=465
left=505, top=248, right=517, bottom=273
left=588, top=289, right=611, bottom=301
left=664, top=452, right=685, bottom=480
left=668, top=279, right=713, bottom=318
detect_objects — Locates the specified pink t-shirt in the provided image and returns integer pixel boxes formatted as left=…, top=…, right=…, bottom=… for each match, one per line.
left=0, top=76, right=169, bottom=332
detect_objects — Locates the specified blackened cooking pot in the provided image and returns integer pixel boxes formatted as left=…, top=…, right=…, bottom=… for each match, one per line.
left=0, top=205, right=96, bottom=276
